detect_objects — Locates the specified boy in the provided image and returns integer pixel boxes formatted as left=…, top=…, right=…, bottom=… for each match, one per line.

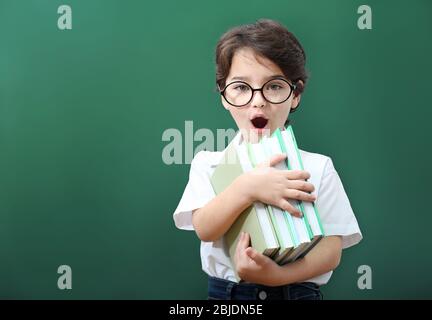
left=173, top=19, right=362, bottom=300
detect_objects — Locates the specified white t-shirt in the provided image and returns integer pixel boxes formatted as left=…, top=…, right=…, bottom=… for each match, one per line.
left=173, top=131, right=362, bottom=286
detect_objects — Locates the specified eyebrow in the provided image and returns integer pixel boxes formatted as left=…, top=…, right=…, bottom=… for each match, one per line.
left=230, top=75, right=287, bottom=81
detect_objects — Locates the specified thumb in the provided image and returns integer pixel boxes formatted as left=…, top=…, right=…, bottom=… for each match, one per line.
left=257, top=153, right=287, bottom=168
left=266, top=153, right=287, bottom=167
left=245, top=247, right=269, bottom=265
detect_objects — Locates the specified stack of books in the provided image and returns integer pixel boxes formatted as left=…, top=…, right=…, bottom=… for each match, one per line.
left=210, top=126, right=325, bottom=275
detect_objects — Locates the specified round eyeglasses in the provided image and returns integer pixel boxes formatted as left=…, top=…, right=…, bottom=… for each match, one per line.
left=220, top=78, right=297, bottom=107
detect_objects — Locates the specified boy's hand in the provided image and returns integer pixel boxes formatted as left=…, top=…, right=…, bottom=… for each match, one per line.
left=234, top=232, right=282, bottom=286
left=243, top=153, right=316, bottom=218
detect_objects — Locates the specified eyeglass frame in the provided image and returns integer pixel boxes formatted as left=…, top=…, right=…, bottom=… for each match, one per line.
left=219, top=77, right=298, bottom=108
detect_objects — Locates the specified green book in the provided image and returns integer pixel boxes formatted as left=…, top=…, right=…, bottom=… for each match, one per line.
left=209, top=143, right=279, bottom=280
left=240, top=126, right=326, bottom=265
left=210, top=125, right=326, bottom=280
left=246, top=134, right=312, bottom=264
left=246, top=141, right=295, bottom=263
left=273, top=126, right=325, bottom=263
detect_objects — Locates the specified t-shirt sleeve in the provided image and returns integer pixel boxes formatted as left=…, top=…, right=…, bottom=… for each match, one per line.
left=172, top=151, right=216, bottom=231
left=316, top=157, right=363, bottom=249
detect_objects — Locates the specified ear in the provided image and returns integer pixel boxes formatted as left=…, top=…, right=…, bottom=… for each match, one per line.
left=291, top=94, right=301, bottom=111
left=290, top=80, right=304, bottom=111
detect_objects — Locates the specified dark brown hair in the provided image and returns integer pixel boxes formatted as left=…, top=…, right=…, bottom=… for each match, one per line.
left=215, top=19, right=309, bottom=117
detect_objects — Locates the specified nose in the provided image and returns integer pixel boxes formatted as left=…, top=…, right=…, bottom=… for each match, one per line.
left=250, top=89, right=266, bottom=108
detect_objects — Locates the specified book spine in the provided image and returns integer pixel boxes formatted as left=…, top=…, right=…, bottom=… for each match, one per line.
left=265, top=205, right=285, bottom=254
left=261, top=138, right=296, bottom=258
left=246, top=143, right=280, bottom=248
left=274, top=129, right=314, bottom=240
left=297, top=236, right=323, bottom=260
left=287, top=126, right=325, bottom=236
left=262, top=135, right=299, bottom=249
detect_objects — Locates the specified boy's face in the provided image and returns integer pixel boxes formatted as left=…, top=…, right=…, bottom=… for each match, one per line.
left=221, top=47, right=302, bottom=143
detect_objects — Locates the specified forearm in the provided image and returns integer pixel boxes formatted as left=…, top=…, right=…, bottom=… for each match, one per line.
left=273, top=236, right=343, bottom=286
left=192, top=174, right=252, bottom=242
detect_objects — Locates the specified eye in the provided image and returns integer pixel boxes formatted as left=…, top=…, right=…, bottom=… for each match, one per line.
left=233, top=84, right=250, bottom=92
left=267, top=83, right=283, bottom=91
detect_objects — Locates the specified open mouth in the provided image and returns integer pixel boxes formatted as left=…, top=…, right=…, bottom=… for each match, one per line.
left=251, top=116, right=269, bottom=129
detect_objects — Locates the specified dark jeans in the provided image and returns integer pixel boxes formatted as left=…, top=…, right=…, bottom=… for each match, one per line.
left=208, top=276, right=323, bottom=300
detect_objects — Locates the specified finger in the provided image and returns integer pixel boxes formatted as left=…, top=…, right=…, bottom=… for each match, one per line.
left=238, top=232, right=250, bottom=250
left=287, top=180, right=315, bottom=193
left=235, top=232, right=245, bottom=261
left=278, top=199, right=302, bottom=217
left=284, top=189, right=316, bottom=202
left=257, top=153, right=286, bottom=168
left=245, top=247, right=270, bottom=265
left=268, top=154, right=287, bottom=167
left=236, top=233, right=251, bottom=269
left=284, top=170, right=311, bottom=180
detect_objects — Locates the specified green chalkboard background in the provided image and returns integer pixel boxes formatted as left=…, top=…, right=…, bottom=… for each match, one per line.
left=1, top=0, right=431, bottom=299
